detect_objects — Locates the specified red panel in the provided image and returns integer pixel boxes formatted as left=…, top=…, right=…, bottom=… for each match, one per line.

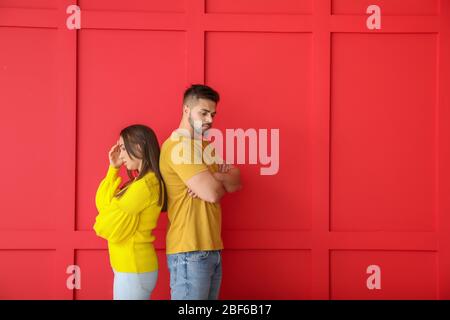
left=221, top=250, right=311, bottom=299
left=206, top=0, right=312, bottom=14
left=330, top=250, right=437, bottom=299
left=74, top=250, right=112, bottom=300
left=206, top=32, right=313, bottom=231
left=0, top=27, right=59, bottom=231
left=0, top=250, right=56, bottom=299
left=76, top=29, right=186, bottom=231
left=0, top=0, right=56, bottom=9
left=438, top=0, right=450, bottom=300
left=330, top=33, right=437, bottom=232
left=332, top=0, right=438, bottom=16
left=78, top=0, right=185, bottom=12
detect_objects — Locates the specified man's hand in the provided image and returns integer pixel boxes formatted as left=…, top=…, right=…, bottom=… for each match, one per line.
left=187, top=188, right=198, bottom=198
left=218, top=164, right=232, bottom=173
left=213, top=164, right=242, bottom=193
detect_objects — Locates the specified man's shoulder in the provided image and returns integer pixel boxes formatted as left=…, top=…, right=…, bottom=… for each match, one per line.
left=160, top=133, right=177, bottom=155
left=160, top=132, right=182, bottom=171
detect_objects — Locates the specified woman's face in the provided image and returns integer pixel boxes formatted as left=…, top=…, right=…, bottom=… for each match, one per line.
left=118, top=136, right=142, bottom=172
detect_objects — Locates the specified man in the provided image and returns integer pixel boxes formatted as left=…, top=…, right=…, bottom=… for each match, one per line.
left=160, top=84, right=242, bottom=300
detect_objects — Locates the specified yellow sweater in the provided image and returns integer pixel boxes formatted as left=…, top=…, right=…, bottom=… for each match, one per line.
left=93, top=166, right=162, bottom=273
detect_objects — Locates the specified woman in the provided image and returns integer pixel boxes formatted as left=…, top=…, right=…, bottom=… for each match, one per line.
left=93, top=124, right=166, bottom=300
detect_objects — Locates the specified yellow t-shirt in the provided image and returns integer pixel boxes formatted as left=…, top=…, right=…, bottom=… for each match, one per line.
left=93, top=166, right=163, bottom=273
left=160, top=130, right=224, bottom=254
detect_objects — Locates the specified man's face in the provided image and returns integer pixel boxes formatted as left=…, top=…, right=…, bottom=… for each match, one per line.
left=187, top=98, right=217, bottom=135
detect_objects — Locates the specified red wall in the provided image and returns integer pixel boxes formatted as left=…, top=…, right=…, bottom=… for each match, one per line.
left=1, top=0, right=450, bottom=300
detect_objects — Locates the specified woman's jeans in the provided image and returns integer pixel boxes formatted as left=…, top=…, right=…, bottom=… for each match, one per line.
left=113, top=269, right=158, bottom=300
left=167, top=250, right=222, bottom=300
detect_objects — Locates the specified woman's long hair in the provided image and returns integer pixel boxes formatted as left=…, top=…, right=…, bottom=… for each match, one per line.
left=115, top=124, right=167, bottom=211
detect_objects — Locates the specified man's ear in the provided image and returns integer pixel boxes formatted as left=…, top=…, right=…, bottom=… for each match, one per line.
left=183, top=104, right=190, bottom=115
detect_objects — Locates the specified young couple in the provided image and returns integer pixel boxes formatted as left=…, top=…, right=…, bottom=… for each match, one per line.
left=93, top=84, right=242, bottom=300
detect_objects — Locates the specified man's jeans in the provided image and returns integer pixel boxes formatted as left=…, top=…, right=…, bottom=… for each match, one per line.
left=167, top=250, right=222, bottom=300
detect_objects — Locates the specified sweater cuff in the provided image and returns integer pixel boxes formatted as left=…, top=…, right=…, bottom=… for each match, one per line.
left=106, top=165, right=120, bottom=180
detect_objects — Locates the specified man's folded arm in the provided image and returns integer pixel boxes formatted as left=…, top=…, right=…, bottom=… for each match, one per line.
left=185, top=170, right=226, bottom=203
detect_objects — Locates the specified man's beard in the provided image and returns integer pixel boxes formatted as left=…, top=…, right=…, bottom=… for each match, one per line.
left=188, top=115, right=210, bottom=137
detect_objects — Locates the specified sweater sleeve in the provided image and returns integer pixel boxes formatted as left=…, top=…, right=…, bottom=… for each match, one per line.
left=93, top=176, right=154, bottom=244
left=95, top=165, right=122, bottom=212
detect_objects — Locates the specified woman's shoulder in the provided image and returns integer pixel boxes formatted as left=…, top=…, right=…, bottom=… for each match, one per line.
left=140, top=171, right=161, bottom=192
left=121, top=174, right=159, bottom=205
left=126, top=172, right=158, bottom=192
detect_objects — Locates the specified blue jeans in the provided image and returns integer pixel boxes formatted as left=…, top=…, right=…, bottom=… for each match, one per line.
left=167, top=250, right=222, bottom=300
left=113, top=269, right=158, bottom=300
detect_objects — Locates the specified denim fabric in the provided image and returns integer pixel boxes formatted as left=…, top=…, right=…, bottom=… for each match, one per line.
left=113, top=269, right=158, bottom=300
left=167, top=250, right=222, bottom=300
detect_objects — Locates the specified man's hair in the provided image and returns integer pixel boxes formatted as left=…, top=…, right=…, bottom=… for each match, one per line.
left=183, top=84, right=220, bottom=106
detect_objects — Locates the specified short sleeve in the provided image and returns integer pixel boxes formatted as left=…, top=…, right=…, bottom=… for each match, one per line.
left=167, top=138, right=209, bottom=183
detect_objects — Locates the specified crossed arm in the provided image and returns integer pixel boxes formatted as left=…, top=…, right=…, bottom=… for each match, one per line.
left=185, top=164, right=242, bottom=203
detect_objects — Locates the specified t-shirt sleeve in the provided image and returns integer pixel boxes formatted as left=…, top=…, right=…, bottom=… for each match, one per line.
left=166, top=139, right=210, bottom=183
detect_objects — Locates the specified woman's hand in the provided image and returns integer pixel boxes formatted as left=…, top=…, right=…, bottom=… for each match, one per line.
left=109, top=142, right=123, bottom=168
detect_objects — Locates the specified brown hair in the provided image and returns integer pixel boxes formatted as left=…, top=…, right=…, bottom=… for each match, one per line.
left=115, top=124, right=167, bottom=211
